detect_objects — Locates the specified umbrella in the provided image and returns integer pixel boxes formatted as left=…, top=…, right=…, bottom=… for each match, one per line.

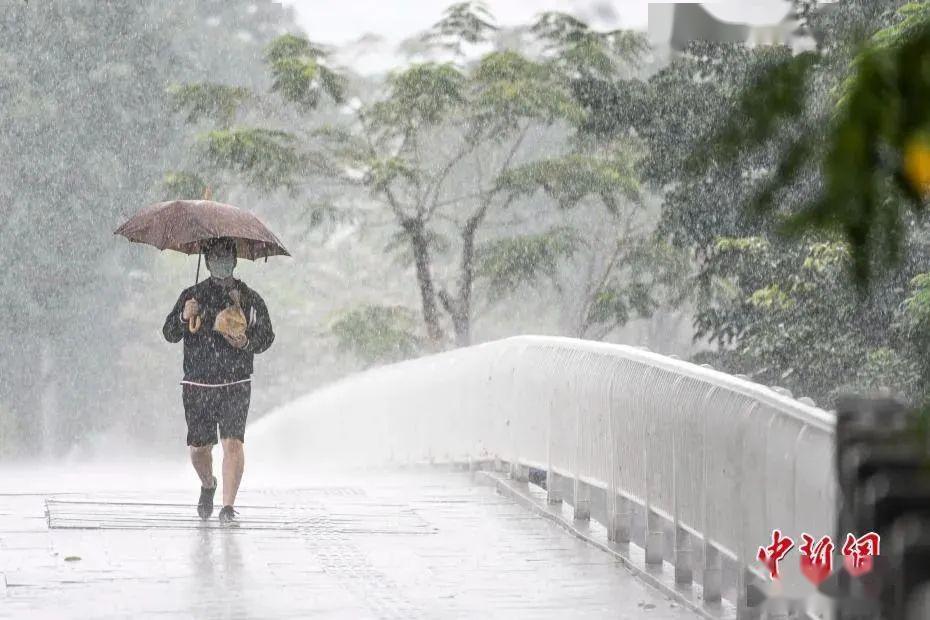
left=114, top=199, right=290, bottom=262
left=114, top=198, right=289, bottom=332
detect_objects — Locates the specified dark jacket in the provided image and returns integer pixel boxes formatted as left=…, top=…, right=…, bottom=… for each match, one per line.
left=163, top=277, right=274, bottom=383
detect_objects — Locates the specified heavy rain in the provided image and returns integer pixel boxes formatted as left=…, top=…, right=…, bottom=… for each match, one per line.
left=1, top=1, right=928, bottom=618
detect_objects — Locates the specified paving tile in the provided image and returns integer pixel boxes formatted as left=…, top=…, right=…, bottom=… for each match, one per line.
left=0, top=470, right=700, bottom=619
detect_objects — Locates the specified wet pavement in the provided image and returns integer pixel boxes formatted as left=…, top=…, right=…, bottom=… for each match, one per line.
left=0, top=467, right=699, bottom=619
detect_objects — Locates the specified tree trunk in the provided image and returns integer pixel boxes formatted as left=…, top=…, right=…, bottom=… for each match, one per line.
left=452, top=213, right=484, bottom=347
left=440, top=209, right=487, bottom=348
left=39, top=337, right=58, bottom=457
left=405, top=218, right=444, bottom=345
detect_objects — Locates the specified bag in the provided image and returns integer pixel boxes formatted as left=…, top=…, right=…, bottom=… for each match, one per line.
left=213, top=289, right=247, bottom=339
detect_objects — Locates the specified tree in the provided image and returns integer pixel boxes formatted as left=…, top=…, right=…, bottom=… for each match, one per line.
left=173, top=3, right=646, bottom=349
left=692, top=232, right=930, bottom=403
left=672, top=0, right=930, bottom=406
left=693, top=0, right=922, bottom=282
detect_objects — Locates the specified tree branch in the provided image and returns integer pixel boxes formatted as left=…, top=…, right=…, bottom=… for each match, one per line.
left=425, top=137, right=479, bottom=219
left=579, top=236, right=626, bottom=335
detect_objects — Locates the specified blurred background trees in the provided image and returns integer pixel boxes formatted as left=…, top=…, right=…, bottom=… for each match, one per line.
left=6, top=0, right=930, bottom=459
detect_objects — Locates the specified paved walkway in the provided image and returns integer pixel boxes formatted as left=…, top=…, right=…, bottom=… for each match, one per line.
left=0, top=466, right=699, bottom=619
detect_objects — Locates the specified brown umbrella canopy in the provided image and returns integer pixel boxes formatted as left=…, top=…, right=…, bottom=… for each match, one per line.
left=114, top=200, right=290, bottom=260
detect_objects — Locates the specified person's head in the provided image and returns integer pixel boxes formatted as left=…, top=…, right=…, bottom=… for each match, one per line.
left=203, top=237, right=237, bottom=279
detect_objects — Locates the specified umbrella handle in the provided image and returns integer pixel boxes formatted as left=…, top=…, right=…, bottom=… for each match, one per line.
left=188, top=250, right=203, bottom=333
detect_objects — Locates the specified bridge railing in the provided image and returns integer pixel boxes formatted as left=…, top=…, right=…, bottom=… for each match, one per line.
left=251, top=335, right=836, bottom=616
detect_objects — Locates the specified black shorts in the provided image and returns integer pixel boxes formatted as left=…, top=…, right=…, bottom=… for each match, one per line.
left=182, top=382, right=251, bottom=447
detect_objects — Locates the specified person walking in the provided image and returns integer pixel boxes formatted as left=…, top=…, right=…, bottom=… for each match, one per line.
left=162, top=237, right=275, bottom=525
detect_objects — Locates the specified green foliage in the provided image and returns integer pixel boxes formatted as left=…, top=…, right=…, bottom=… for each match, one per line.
left=586, top=283, right=652, bottom=327
left=421, top=2, right=498, bottom=54
left=477, top=228, right=580, bottom=300
left=168, top=82, right=251, bottom=127
left=265, top=33, right=327, bottom=63
left=695, top=2, right=930, bottom=284
left=471, top=51, right=582, bottom=130
left=899, top=272, right=930, bottom=332
left=161, top=171, right=210, bottom=200
left=837, top=347, right=922, bottom=400
left=366, top=157, right=420, bottom=193
left=693, top=52, right=819, bottom=169
left=199, top=128, right=302, bottom=191
left=265, top=34, right=345, bottom=109
left=694, top=234, right=930, bottom=404
left=583, top=237, right=690, bottom=336
left=497, top=154, right=639, bottom=212
left=532, top=12, right=649, bottom=78
left=370, top=64, right=466, bottom=129
left=330, top=305, right=421, bottom=366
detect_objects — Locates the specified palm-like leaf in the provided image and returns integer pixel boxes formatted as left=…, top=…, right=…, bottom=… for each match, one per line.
left=199, top=128, right=303, bottom=192
left=470, top=51, right=582, bottom=131
left=477, top=227, right=580, bottom=300
left=421, top=2, right=498, bottom=54
left=497, top=154, right=639, bottom=213
left=266, top=34, right=345, bottom=108
left=168, top=82, right=252, bottom=127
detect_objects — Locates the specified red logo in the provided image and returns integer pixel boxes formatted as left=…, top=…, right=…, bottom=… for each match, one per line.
left=799, top=533, right=834, bottom=585
left=842, top=532, right=880, bottom=577
left=758, top=529, right=794, bottom=580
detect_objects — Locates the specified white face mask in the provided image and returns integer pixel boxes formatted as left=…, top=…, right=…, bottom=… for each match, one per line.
left=206, top=254, right=236, bottom=279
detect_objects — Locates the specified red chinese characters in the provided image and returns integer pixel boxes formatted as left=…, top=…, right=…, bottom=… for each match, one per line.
left=758, top=529, right=794, bottom=580
left=842, top=532, right=880, bottom=576
left=798, top=533, right=834, bottom=585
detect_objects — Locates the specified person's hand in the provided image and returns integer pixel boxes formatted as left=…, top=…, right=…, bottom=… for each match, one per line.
left=223, top=332, right=248, bottom=349
left=182, top=298, right=200, bottom=321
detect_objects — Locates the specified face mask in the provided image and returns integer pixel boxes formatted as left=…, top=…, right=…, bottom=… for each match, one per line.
left=206, top=254, right=236, bottom=279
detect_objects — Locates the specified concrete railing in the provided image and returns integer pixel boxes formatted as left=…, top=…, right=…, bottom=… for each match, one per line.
left=251, top=336, right=836, bottom=617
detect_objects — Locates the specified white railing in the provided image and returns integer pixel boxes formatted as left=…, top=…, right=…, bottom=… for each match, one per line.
left=250, top=335, right=836, bottom=614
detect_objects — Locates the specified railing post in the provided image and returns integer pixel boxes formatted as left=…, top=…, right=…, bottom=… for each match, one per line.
left=643, top=367, right=663, bottom=565
left=573, top=372, right=590, bottom=522
left=703, top=544, right=722, bottom=604
left=702, top=386, right=722, bottom=604
left=604, top=371, right=627, bottom=543
left=671, top=376, right=692, bottom=584
left=645, top=508, right=664, bottom=565
left=546, top=386, right=561, bottom=505
left=675, top=526, right=693, bottom=584
left=608, top=494, right=632, bottom=543
left=573, top=478, right=590, bottom=521
left=737, top=405, right=763, bottom=620
left=547, top=482, right=562, bottom=504
left=737, top=567, right=763, bottom=620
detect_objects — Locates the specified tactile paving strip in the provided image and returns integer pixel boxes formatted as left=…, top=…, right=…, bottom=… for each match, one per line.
left=303, top=515, right=426, bottom=619
left=45, top=498, right=436, bottom=535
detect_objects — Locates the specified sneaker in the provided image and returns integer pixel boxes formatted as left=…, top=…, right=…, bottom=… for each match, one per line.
left=218, top=505, right=239, bottom=527
left=197, top=476, right=217, bottom=520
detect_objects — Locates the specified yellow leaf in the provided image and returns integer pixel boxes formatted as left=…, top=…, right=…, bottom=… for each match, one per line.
left=903, top=135, right=930, bottom=195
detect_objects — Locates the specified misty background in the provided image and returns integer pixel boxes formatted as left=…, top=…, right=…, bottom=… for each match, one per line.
left=1, top=0, right=920, bottom=462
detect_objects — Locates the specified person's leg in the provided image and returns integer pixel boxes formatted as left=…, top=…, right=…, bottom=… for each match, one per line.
left=183, top=384, right=219, bottom=521
left=221, top=437, right=244, bottom=507
left=218, top=382, right=250, bottom=509
left=190, top=444, right=215, bottom=487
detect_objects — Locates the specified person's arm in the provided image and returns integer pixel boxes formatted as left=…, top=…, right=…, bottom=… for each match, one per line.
left=244, top=291, right=274, bottom=354
left=163, top=291, right=187, bottom=343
